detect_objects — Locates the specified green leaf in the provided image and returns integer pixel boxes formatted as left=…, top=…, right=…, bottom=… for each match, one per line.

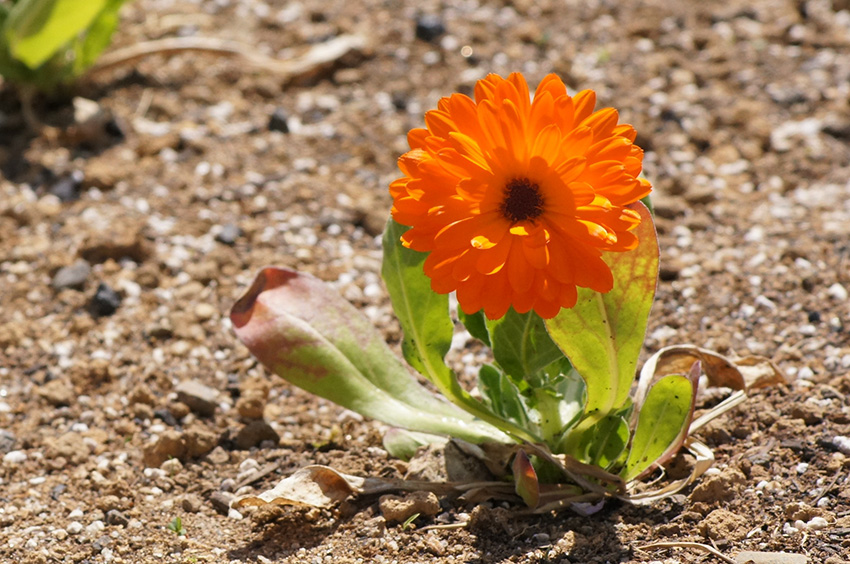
left=578, top=413, right=629, bottom=470
left=487, top=308, right=565, bottom=382
left=477, top=363, right=530, bottom=428
left=458, top=308, right=490, bottom=347
left=622, top=374, right=694, bottom=481
left=545, top=202, right=658, bottom=431
left=72, top=0, right=126, bottom=75
left=381, top=219, right=539, bottom=443
left=230, top=267, right=508, bottom=443
left=382, top=429, right=447, bottom=461
left=4, top=0, right=109, bottom=69
left=512, top=449, right=539, bottom=508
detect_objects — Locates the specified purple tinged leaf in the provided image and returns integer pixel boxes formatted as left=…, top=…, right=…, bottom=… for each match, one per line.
left=230, top=267, right=507, bottom=443
left=512, top=449, right=540, bottom=509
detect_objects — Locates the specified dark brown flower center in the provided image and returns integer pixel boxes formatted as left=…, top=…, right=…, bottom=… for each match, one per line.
left=501, top=178, right=544, bottom=223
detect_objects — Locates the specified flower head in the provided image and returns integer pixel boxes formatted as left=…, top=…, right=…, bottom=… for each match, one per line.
left=390, top=73, right=652, bottom=320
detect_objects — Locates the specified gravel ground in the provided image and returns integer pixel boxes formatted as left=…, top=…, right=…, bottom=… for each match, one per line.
left=2, top=0, right=850, bottom=562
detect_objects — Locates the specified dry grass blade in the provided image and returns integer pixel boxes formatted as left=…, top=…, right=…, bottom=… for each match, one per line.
left=90, top=34, right=367, bottom=80
left=636, top=541, right=736, bottom=564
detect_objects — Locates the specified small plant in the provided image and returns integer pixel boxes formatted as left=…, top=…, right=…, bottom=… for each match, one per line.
left=166, top=516, right=186, bottom=536
left=0, top=0, right=127, bottom=91
left=230, top=73, right=776, bottom=511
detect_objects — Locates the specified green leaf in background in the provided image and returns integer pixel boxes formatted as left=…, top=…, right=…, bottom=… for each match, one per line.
left=577, top=413, right=629, bottom=471
left=512, top=449, right=539, bottom=508
left=545, top=202, right=659, bottom=437
left=487, top=308, right=566, bottom=382
left=621, top=374, right=694, bottom=481
left=477, top=363, right=530, bottom=428
left=382, top=428, right=447, bottom=461
left=381, top=219, right=540, bottom=444
left=72, top=0, right=126, bottom=75
left=458, top=308, right=490, bottom=347
left=5, top=0, right=108, bottom=69
left=230, top=267, right=508, bottom=444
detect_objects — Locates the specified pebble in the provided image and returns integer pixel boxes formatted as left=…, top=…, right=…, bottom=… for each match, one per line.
left=415, top=14, right=446, bottom=42
left=234, top=420, right=280, bottom=449
left=53, top=528, right=68, bottom=540
left=105, top=509, right=129, bottom=527
left=38, top=379, right=75, bottom=407
left=215, top=223, right=242, bottom=245
left=268, top=108, right=290, bottom=133
left=67, top=521, right=84, bottom=534
left=209, top=491, right=234, bottom=515
left=51, top=260, right=92, bottom=291
left=5, top=442, right=30, bottom=461
left=49, top=172, right=83, bottom=202
left=379, top=491, right=441, bottom=524
left=182, top=494, right=203, bottom=513
left=0, top=430, right=15, bottom=454
left=175, top=380, right=219, bottom=416
left=832, top=436, right=850, bottom=455
left=827, top=283, right=848, bottom=301
left=90, top=283, right=122, bottom=317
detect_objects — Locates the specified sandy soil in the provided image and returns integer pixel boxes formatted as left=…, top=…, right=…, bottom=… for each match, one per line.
left=2, top=0, right=850, bottom=562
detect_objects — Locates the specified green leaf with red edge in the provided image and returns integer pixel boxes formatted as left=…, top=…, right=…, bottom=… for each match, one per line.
left=545, top=202, right=659, bottom=440
left=230, top=267, right=507, bottom=444
left=622, top=371, right=697, bottom=481
left=512, top=449, right=539, bottom=508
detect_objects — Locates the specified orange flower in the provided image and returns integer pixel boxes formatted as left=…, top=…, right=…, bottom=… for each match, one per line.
left=390, top=73, right=652, bottom=320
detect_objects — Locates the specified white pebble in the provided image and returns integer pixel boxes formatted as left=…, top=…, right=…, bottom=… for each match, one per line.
left=827, top=283, right=848, bottom=301
left=68, top=509, right=84, bottom=519
left=53, top=529, right=68, bottom=540
left=3, top=450, right=27, bottom=464
left=794, top=519, right=807, bottom=531
left=797, top=366, right=815, bottom=380
left=783, top=522, right=799, bottom=535
left=807, top=516, right=828, bottom=530
left=67, top=522, right=83, bottom=534
left=795, top=462, right=808, bottom=474
left=86, top=520, right=105, bottom=534
left=832, top=436, right=850, bottom=455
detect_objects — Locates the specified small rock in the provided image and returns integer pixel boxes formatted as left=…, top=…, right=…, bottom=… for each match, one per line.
left=184, top=425, right=219, bottom=457
left=268, top=108, right=290, bottom=133
left=206, top=446, right=230, bottom=465
left=193, top=303, right=217, bottom=322
left=38, top=379, right=75, bottom=407
left=80, top=221, right=152, bottom=264
left=83, top=158, right=120, bottom=191
left=209, top=491, right=234, bottom=515
left=161, top=458, right=183, bottom=475
left=168, top=401, right=191, bottom=420
left=142, top=430, right=186, bottom=467
left=49, top=172, right=83, bottom=203
left=153, top=408, right=178, bottom=427
left=175, top=380, right=219, bottom=417
left=379, top=491, right=440, bottom=524
left=234, top=420, right=279, bottom=450
left=129, top=384, right=156, bottom=406
left=67, top=522, right=83, bottom=535
left=182, top=494, right=203, bottom=513
left=90, top=283, right=122, bottom=317
left=3, top=450, right=27, bottom=464
left=827, top=283, right=848, bottom=301
left=0, top=429, right=16, bottom=454
left=52, top=528, right=68, bottom=540
left=700, top=508, right=748, bottom=541
left=415, top=14, right=446, bottom=42
left=105, top=510, right=129, bottom=527
left=734, top=551, right=808, bottom=564
left=236, top=390, right=267, bottom=420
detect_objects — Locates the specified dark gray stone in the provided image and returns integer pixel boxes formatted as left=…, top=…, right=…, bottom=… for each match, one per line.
left=0, top=429, right=15, bottom=453
left=415, top=14, right=445, bottom=42
left=90, top=283, right=121, bottom=316
left=268, top=108, right=290, bottom=133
